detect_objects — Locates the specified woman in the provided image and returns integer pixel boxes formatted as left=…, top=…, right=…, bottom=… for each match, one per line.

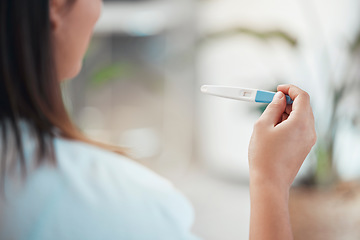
left=0, top=0, right=316, bottom=239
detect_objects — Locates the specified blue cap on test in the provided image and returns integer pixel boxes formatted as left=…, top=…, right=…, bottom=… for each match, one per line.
left=255, top=90, right=293, bottom=105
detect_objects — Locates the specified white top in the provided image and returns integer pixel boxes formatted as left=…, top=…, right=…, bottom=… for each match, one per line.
left=0, top=122, right=199, bottom=240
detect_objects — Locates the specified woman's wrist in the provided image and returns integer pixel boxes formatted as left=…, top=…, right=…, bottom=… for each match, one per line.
left=249, top=171, right=290, bottom=201
left=249, top=174, right=293, bottom=240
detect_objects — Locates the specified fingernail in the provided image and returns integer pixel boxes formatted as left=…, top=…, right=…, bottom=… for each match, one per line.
left=274, top=91, right=283, bottom=100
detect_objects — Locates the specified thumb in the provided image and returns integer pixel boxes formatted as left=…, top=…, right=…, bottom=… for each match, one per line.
left=260, top=91, right=287, bottom=126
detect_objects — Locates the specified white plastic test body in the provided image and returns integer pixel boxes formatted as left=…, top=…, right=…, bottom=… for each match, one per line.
left=200, top=85, right=293, bottom=104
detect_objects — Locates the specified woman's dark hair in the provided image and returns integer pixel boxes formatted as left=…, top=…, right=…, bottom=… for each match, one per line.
left=0, top=0, right=127, bottom=181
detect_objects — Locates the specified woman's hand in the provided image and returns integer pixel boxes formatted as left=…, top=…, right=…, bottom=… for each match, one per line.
left=248, top=84, right=316, bottom=240
left=248, top=84, right=316, bottom=191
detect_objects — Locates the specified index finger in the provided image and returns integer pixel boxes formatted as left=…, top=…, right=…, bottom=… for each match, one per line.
left=277, top=84, right=315, bottom=126
left=277, top=84, right=311, bottom=112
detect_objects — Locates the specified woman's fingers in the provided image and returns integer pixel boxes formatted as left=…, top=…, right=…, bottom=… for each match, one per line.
left=277, top=84, right=316, bottom=145
left=259, top=91, right=287, bottom=126
left=277, top=84, right=313, bottom=121
left=277, top=84, right=311, bottom=111
left=281, top=113, right=289, bottom=122
left=285, top=104, right=292, bottom=115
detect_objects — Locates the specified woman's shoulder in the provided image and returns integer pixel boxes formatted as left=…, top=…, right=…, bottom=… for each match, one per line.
left=54, top=138, right=197, bottom=238
left=52, top=138, right=196, bottom=234
left=53, top=137, right=175, bottom=196
left=1, top=136, right=197, bottom=240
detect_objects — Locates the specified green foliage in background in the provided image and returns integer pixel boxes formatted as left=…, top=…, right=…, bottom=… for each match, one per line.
left=309, top=28, right=360, bottom=187
left=90, top=62, right=135, bottom=87
left=199, top=27, right=298, bottom=48
left=351, top=28, right=360, bottom=52
left=88, top=60, right=165, bottom=93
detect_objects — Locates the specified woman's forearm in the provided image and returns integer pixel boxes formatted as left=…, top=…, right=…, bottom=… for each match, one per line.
left=248, top=85, right=316, bottom=239
left=249, top=175, right=293, bottom=240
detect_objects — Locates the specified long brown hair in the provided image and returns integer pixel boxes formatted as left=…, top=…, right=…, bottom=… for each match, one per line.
left=0, top=0, right=127, bottom=178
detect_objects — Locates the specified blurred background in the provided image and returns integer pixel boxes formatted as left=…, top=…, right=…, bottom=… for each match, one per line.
left=61, top=0, right=360, bottom=239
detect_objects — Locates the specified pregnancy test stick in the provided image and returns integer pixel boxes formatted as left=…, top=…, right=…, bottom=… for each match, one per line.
left=201, top=85, right=293, bottom=104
